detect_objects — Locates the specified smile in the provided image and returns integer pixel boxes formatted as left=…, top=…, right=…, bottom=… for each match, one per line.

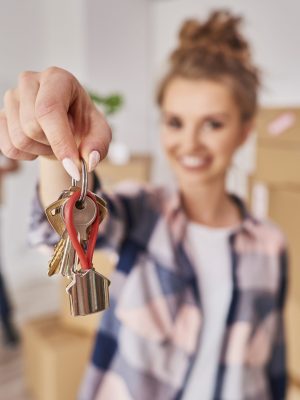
left=179, top=155, right=212, bottom=170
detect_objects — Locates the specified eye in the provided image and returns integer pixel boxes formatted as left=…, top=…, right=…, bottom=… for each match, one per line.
left=202, top=119, right=224, bottom=131
left=164, top=116, right=183, bottom=130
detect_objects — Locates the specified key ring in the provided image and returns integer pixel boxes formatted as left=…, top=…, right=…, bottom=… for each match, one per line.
left=64, top=190, right=100, bottom=270
left=71, top=158, right=88, bottom=206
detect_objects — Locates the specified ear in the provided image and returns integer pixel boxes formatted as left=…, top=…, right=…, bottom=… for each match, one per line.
left=239, top=119, right=254, bottom=146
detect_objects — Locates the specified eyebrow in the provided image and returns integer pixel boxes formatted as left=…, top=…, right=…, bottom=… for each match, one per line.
left=161, top=110, right=230, bottom=120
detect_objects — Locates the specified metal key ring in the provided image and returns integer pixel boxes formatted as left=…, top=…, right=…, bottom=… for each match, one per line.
left=71, top=158, right=88, bottom=206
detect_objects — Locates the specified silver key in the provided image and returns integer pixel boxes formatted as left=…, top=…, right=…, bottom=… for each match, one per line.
left=74, top=197, right=98, bottom=242
left=60, top=196, right=98, bottom=275
left=66, top=268, right=110, bottom=316
left=61, top=196, right=98, bottom=242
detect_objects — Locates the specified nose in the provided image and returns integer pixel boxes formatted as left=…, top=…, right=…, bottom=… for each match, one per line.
left=183, top=126, right=206, bottom=153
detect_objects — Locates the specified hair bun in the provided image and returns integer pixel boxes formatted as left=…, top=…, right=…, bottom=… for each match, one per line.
left=177, top=10, right=250, bottom=65
left=158, top=9, right=260, bottom=122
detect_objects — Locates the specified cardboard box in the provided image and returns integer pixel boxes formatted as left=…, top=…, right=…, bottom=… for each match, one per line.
left=256, top=146, right=300, bottom=185
left=256, top=107, right=300, bottom=146
left=288, top=384, right=300, bottom=400
left=96, top=154, right=152, bottom=190
left=255, top=108, right=300, bottom=185
left=249, top=179, right=300, bottom=302
left=60, top=250, right=116, bottom=335
left=286, top=300, right=300, bottom=381
left=22, top=315, right=93, bottom=400
left=248, top=178, right=300, bottom=379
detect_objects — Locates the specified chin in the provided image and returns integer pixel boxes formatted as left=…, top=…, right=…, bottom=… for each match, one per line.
left=176, top=171, right=211, bottom=187
left=175, top=167, right=224, bottom=188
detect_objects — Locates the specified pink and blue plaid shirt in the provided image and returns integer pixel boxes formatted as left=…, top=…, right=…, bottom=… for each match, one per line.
left=29, top=177, right=288, bottom=400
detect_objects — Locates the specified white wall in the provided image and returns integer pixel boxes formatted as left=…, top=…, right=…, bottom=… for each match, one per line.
left=0, top=1, right=43, bottom=92
left=84, top=0, right=152, bottom=152
left=0, top=0, right=59, bottom=321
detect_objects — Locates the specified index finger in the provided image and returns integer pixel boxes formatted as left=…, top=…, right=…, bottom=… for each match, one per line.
left=35, top=68, right=79, bottom=165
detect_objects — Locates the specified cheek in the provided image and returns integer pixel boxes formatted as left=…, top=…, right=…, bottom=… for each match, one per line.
left=209, top=129, right=241, bottom=160
left=161, top=130, right=180, bottom=155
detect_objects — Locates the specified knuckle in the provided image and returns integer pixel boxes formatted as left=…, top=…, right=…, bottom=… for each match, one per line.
left=35, top=99, right=62, bottom=120
left=2, top=145, right=20, bottom=160
left=50, top=134, right=69, bottom=154
left=11, top=130, right=31, bottom=151
left=3, top=89, right=14, bottom=105
left=44, top=66, right=73, bottom=82
left=44, top=66, right=61, bottom=76
left=18, top=70, right=35, bottom=85
left=22, top=118, right=43, bottom=139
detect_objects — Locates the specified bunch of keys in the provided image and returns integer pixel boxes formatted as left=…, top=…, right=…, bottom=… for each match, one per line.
left=45, top=159, right=110, bottom=316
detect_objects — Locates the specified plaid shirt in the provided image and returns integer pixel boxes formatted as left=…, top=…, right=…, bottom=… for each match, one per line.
left=29, top=178, right=288, bottom=400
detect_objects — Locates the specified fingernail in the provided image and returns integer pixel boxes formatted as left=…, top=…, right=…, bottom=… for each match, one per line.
left=62, top=158, right=80, bottom=181
left=88, top=150, right=101, bottom=172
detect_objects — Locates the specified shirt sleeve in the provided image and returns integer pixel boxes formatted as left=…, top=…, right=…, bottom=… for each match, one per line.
left=267, top=246, right=289, bottom=400
left=28, top=173, right=161, bottom=254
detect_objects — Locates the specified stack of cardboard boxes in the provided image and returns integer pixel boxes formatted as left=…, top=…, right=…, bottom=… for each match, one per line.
left=22, top=154, right=152, bottom=400
left=249, top=108, right=300, bottom=398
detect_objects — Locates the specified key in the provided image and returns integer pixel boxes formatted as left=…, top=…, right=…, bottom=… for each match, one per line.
left=63, top=185, right=107, bottom=217
left=46, top=198, right=73, bottom=236
left=61, top=196, right=98, bottom=242
left=46, top=189, right=106, bottom=237
left=59, top=185, right=79, bottom=199
left=45, top=187, right=80, bottom=236
left=66, top=269, right=110, bottom=316
left=48, top=234, right=67, bottom=276
left=59, top=196, right=98, bottom=276
left=93, top=193, right=108, bottom=222
left=59, top=235, right=76, bottom=277
left=46, top=190, right=103, bottom=277
left=62, top=172, right=111, bottom=316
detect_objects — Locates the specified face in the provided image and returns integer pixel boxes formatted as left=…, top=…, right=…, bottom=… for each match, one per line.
left=160, top=77, right=251, bottom=189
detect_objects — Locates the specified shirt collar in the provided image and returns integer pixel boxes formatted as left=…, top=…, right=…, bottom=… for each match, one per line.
left=164, top=189, right=256, bottom=244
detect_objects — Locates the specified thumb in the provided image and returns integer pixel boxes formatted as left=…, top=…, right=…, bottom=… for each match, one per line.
left=79, top=107, right=112, bottom=172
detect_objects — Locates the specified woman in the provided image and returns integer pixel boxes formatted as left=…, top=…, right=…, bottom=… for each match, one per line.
left=0, top=10, right=287, bottom=400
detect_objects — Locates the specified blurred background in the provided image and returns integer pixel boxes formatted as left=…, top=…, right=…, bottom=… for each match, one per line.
left=0, top=0, right=300, bottom=399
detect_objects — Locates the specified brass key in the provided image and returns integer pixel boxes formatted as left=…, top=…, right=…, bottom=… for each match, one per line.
left=59, top=235, right=76, bottom=277
left=46, top=188, right=107, bottom=237
left=48, top=234, right=67, bottom=276
left=45, top=187, right=80, bottom=236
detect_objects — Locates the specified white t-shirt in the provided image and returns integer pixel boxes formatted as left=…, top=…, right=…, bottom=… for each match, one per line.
left=182, top=222, right=236, bottom=400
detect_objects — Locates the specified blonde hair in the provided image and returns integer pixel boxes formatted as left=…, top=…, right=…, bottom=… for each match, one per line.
left=157, top=10, right=260, bottom=122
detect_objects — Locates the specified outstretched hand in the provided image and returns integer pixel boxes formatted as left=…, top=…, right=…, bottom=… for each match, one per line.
left=0, top=67, right=112, bottom=179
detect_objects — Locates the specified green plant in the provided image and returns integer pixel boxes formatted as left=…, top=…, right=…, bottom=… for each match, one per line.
left=88, top=90, right=124, bottom=116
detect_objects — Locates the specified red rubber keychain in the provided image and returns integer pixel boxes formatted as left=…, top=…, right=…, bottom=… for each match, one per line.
left=64, top=189, right=110, bottom=316
left=63, top=190, right=100, bottom=270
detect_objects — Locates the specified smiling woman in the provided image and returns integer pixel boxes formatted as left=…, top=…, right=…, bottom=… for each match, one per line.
left=160, top=78, right=246, bottom=191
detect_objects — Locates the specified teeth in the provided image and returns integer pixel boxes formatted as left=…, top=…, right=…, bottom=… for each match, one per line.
left=180, top=155, right=208, bottom=168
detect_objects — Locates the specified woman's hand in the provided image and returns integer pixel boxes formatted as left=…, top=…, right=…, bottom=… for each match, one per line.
left=0, top=67, right=112, bottom=179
